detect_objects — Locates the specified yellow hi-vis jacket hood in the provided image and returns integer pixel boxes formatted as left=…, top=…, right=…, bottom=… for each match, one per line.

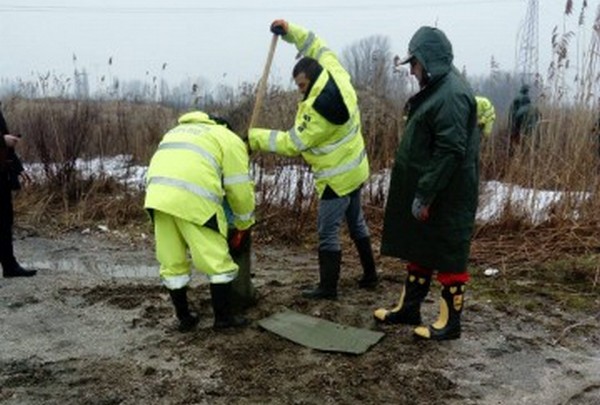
left=475, top=96, right=496, bottom=137
left=248, top=22, right=369, bottom=198
left=144, top=111, right=255, bottom=236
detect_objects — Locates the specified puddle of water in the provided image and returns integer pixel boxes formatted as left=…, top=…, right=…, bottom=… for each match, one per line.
left=24, top=252, right=257, bottom=281
left=25, top=259, right=157, bottom=279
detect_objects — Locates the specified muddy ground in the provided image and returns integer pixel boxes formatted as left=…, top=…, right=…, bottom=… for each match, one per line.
left=0, top=227, right=599, bottom=405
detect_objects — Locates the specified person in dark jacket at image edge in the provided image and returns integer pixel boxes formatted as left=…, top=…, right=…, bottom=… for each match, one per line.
left=373, top=26, right=479, bottom=341
left=0, top=104, right=37, bottom=281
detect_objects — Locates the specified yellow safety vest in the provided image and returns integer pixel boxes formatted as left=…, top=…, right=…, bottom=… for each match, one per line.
left=249, top=22, right=369, bottom=197
left=144, top=111, right=255, bottom=236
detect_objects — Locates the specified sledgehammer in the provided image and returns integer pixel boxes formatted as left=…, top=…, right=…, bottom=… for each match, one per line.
left=229, top=35, right=278, bottom=310
left=247, top=34, right=279, bottom=134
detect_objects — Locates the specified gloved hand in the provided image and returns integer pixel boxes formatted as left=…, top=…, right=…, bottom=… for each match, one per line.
left=228, top=229, right=250, bottom=255
left=411, top=196, right=430, bottom=221
left=270, top=19, right=289, bottom=36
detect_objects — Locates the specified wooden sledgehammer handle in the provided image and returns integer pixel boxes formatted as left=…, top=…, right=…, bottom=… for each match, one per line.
left=247, top=34, right=279, bottom=134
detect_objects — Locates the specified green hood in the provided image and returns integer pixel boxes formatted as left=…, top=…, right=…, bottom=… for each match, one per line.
left=407, top=26, right=453, bottom=81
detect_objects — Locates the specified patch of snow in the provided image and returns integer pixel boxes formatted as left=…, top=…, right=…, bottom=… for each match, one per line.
left=23, top=157, right=591, bottom=225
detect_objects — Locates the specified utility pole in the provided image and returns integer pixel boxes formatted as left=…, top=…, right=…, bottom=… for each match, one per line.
left=515, top=0, right=539, bottom=86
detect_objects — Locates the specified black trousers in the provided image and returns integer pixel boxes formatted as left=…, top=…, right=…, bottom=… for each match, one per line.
left=0, top=176, right=16, bottom=270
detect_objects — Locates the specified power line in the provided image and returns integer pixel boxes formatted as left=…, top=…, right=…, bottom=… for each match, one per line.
left=0, top=1, right=523, bottom=14
left=516, top=0, right=539, bottom=81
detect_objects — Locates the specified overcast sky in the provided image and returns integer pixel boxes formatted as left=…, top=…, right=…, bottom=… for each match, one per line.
left=0, top=0, right=597, bottom=90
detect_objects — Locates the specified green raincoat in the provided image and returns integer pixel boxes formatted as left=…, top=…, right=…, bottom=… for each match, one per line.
left=380, top=27, right=479, bottom=272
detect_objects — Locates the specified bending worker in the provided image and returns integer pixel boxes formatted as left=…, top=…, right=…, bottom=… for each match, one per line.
left=144, top=111, right=255, bottom=332
left=248, top=19, right=377, bottom=299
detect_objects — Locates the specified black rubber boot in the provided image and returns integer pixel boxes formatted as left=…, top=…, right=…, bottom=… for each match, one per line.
left=354, top=237, right=378, bottom=289
left=373, top=272, right=431, bottom=325
left=414, top=283, right=465, bottom=341
left=210, top=282, right=249, bottom=329
left=302, top=250, right=341, bottom=300
left=168, top=287, right=199, bottom=333
left=2, top=263, right=37, bottom=278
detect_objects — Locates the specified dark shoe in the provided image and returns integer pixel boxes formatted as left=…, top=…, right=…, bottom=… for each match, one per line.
left=210, top=282, right=249, bottom=329
left=3, top=264, right=37, bottom=278
left=213, top=314, right=249, bottom=329
left=358, top=273, right=378, bottom=289
left=414, top=283, right=465, bottom=341
left=354, top=237, right=378, bottom=289
left=178, top=313, right=200, bottom=333
left=169, top=287, right=199, bottom=333
left=301, top=285, right=338, bottom=300
left=302, top=250, right=341, bottom=300
left=374, top=272, right=431, bottom=325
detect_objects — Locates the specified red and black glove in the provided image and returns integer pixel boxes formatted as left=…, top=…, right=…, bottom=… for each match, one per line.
left=270, top=19, right=288, bottom=36
left=228, top=229, right=250, bottom=255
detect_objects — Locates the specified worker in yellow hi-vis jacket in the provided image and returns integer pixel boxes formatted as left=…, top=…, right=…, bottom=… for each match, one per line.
left=475, top=96, right=496, bottom=137
left=145, top=111, right=255, bottom=332
left=248, top=20, right=378, bottom=300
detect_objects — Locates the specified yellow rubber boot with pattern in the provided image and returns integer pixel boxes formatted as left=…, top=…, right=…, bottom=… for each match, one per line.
left=414, top=283, right=465, bottom=340
left=373, top=272, right=431, bottom=325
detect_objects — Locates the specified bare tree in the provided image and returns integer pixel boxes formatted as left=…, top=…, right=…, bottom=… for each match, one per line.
left=341, top=35, right=407, bottom=99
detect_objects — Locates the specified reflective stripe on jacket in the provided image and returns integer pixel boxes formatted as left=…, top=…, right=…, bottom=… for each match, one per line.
left=248, top=23, right=369, bottom=197
left=144, top=111, right=255, bottom=236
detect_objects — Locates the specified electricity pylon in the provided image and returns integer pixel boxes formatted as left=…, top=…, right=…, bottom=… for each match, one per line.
left=515, top=0, right=539, bottom=85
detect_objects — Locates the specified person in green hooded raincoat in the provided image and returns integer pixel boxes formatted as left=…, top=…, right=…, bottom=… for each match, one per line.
left=373, top=27, right=479, bottom=341
left=508, top=84, right=539, bottom=155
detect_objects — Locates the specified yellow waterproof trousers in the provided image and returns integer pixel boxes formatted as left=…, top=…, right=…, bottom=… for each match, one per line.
left=153, top=210, right=238, bottom=289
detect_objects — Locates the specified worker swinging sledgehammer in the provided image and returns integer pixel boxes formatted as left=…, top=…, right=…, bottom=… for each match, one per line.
left=248, top=19, right=378, bottom=299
